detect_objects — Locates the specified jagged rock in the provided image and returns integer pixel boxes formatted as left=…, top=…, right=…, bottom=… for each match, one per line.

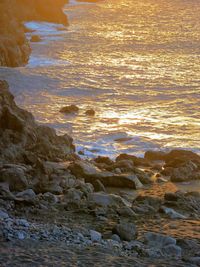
left=113, top=222, right=137, bottom=241
left=0, top=81, right=74, bottom=164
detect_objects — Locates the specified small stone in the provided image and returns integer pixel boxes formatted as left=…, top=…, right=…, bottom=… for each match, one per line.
left=90, top=230, right=102, bottom=242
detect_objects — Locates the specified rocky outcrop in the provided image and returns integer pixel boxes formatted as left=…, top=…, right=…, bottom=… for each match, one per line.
left=0, top=80, right=74, bottom=164
left=0, top=0, right=68, bottom=67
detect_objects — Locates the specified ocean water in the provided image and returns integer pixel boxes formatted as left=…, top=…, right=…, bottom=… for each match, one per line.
left=0, top=0, right=200, bottom=158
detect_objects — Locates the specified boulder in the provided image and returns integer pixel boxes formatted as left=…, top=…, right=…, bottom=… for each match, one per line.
left=144, top=232, right=176, bottom=248
left=170, top=161, right=198, bottom=182
left=69, top=161, right=143, bottom=188
left=144, top=150, right=166, bottom=161
left=113, top=222, right=137, bottom=241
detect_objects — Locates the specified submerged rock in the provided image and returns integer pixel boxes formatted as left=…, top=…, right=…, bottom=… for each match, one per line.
left=59, top=105, right=79, bottom=114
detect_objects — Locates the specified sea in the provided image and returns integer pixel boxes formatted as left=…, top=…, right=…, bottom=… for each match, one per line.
left=0, top=0, right=200, bottom=159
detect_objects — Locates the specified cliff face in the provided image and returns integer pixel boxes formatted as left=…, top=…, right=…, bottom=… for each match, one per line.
left=0, top=0, right=68, bottom=67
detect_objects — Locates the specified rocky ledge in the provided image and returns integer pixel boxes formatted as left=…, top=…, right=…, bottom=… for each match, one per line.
left=0, top=80, right=200, bottom=266
left=0, top=0, right=68, bottom=67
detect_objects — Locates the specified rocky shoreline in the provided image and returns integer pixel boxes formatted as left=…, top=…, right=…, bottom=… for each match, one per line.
left=0, top=80, right=200, bottom=266
left=0, top=1, right=200, bottom=266
left=0, top=0, right=68, bottom=67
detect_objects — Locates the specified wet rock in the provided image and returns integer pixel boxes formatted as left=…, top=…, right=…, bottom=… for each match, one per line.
left=94, top=156, right=114, bottom=166
left=59, top=105, right=79, bottom=114
left=30, top=35, right=41, bottom=42
left=85, top=109, right=95, bottom=116
left=0, top=167, right=28, bottom=192
left=90, top=230, right=102, bottom=242
left=113, top=222, right=137, bottom=241
left=116, top=153, right=150, bottom=167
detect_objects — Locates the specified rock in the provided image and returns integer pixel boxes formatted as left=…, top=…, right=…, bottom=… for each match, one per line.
left=164, top=192, right=178, bottom=201
left=69, top=160, right=143, bottom=188
left=164, top=149, right=200, bottom=164
left=16, top=189, right=36, bottom=202
left=30, top=35, right=41, bottom=42
left=85, top=109, right=95, bottom=116
left=88, top=192, right=129, bottom=208
left=117, top=206, right=137, bottom=217
left=144, top=232, right=176, bottom=248
left=170, top=161, right=198, bottom=182
left=64, top=188, right=83, bottom=202
left=144, top=150, right=166, bottom=161
left=116, top=153, right=150, bottom=167
left=94, top=156, right=114, bottom=165
left=160, top=206, right=186, bottom=219
left=0, top=182, right=15, bottom=200
left=0, top=167, right=28, bottom=192
left=188, top=257, right=200, bottom=266
left=59, top=105, right=79, bottom=114
left=113, top=222, right=137, bottom=241
left=15, top=218, right=29, bottom=228
left=162, top=244, right=182, bottom=258
left=0, top=209, right=9, bottom=220
left=93, top=179, right=106, bottom=192
left=111, top=234, right=121, bottom=242
left=90, top=230, right=102, bottom=242
left=17, top=231, right=26, bottom=240
left=41, top=192, right=58, bottom=204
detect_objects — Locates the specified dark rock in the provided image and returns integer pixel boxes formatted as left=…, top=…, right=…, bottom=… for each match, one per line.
left=116, top=153, right=150, bottom=167
left=113, top=222, right=137, bottom=241
left=144, top=150, right=167, bottom=161
left=30, top=35, right=41, bottom=42
left=93, top=179, right=106, bottom=192
left=59, top=105, right=79, bottom=114
left=85, top=109, right=95, bottom=116
left=0, top=167, right=28, bottom=192
left=94, top=156, right=114, bottom=166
